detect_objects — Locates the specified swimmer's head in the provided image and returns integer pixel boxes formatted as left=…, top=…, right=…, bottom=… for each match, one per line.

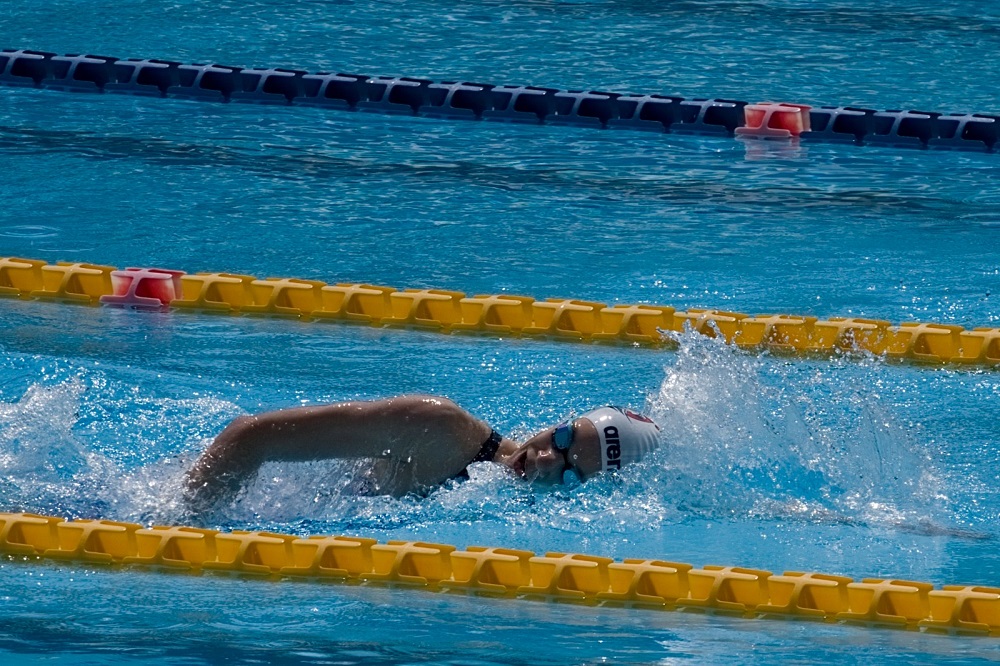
left=579, top=406, right=661, bottom=473
left=504, top=406, right=661, bottom=484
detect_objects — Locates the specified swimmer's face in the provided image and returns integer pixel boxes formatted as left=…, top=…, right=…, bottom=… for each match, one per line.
left=501, top=418, right=603, bottom=484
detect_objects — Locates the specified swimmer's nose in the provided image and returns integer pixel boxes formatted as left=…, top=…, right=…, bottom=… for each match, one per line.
left=532, top=445, right=564, bottom=483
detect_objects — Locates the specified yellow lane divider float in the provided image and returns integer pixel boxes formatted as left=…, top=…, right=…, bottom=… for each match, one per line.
left=1, top=512, right=998, bottom=636
left=1, top=257, right=999, bottom=366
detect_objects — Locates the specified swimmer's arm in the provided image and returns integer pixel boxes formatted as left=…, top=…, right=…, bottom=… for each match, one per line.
left=185, top=395, right=491, bottom=507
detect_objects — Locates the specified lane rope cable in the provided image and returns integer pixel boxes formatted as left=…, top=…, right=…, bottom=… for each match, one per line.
left=0, top=49, right=997, bottom=152
left=1, top=512, right=998, bottom=636
left=1, top=256, right=998, bottom=367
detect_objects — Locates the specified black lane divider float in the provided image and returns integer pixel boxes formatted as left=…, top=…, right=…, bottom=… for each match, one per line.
left=0, top=49, right=997, bottom=152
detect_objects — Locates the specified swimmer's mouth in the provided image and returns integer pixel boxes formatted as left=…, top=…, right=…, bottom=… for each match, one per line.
left=507, top=449, right=527, bottom=478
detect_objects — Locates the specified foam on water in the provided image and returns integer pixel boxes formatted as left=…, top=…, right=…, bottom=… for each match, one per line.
left=646, top=333, right=951, bottom=533
left=0, top=381, right=110, bottom=513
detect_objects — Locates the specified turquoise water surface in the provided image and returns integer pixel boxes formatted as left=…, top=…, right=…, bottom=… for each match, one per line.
left=2, top=1, right=1000, bottom=664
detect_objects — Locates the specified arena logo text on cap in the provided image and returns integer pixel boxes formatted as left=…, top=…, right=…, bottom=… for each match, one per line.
left=580, top=406, right=661, bottom=472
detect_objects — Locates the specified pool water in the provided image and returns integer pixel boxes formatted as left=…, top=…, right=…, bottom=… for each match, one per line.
left=2, top=0, right=1000, bottom=663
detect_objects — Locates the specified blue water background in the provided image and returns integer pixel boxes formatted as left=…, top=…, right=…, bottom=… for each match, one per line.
left=1, top=0, right=1000, bottom=663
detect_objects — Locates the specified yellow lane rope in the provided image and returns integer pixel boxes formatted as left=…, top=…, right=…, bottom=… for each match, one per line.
left=1, top=256, right=998, bottom=365
left=0, top=512, right=997, bottom=636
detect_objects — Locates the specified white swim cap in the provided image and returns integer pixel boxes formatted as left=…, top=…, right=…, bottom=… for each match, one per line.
left=581, top=406, right=661, bottom=472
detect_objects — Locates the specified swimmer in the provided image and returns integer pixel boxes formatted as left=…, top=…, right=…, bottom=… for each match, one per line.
left=185, top=395, right=660, bottom=509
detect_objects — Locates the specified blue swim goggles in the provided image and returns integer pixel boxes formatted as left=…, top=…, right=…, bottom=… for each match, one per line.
left=552, top=419, right=583, bottom=484
left=551, top=420, right=575, bottom=451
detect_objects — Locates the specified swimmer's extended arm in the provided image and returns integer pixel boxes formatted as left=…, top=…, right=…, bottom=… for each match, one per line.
left=185, top=395, right=492, bottom=509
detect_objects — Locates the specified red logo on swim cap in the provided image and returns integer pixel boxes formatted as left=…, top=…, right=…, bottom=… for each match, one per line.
left=624, top=409, right=658, bottom=428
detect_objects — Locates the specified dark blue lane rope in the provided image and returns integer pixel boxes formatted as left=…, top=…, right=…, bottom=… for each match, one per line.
left=1, top=49, right=997, bottom=152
